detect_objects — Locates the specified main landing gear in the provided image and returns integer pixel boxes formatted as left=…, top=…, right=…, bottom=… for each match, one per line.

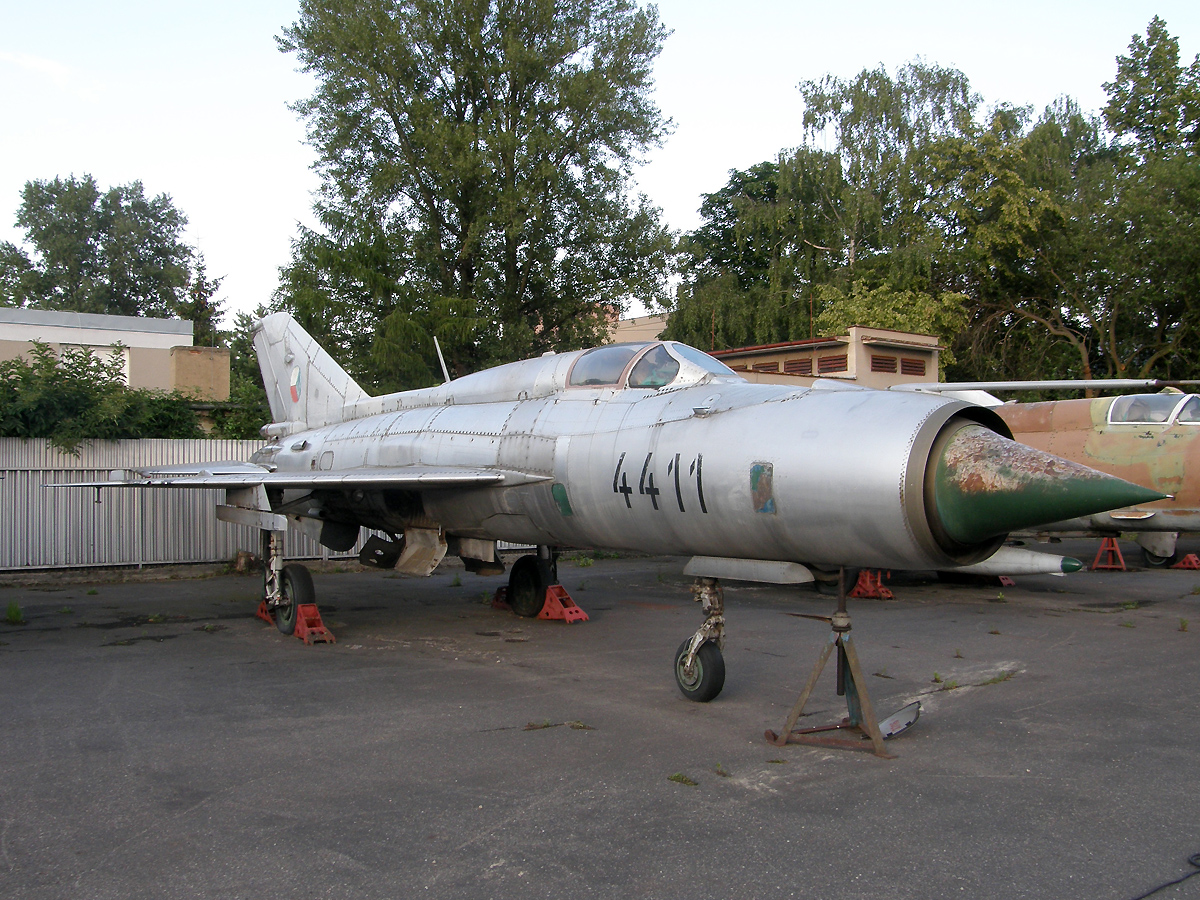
left=257, top=530, right=334, bottom=644
left=674, top=577, right=727, bottom=702
left=502, top=546, right=589, bottom=623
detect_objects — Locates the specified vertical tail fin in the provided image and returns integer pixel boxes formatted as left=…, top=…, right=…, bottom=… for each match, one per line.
left=253, top=313, right=369, bottom=434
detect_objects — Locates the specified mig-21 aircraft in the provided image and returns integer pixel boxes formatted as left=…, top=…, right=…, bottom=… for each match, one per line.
left=64, top=314, right=1164, bottom=701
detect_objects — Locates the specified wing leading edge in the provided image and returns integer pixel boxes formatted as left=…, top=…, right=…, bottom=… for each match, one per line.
left=47, top=463, right=547, bottom=490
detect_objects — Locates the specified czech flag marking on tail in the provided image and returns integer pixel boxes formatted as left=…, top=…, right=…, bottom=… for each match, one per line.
left=289, top=366, right=302, bottom=403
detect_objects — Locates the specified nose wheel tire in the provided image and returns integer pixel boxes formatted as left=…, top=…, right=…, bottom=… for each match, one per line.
left=275, top=564, right=314, bottom=636
left=674, top=639, right=726, bottom=702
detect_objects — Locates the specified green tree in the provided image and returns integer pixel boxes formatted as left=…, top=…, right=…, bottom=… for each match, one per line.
left=667, top=60, right=978, bottom=351
left=0, top=175, right=193, bottom=317
left=176, top=257, right=227, bottom=347
left=0, top=342, right=202, bottom=450
left=277, top=0, right=674, bottom=388
left=1103, top=15, right=1200, bottom=157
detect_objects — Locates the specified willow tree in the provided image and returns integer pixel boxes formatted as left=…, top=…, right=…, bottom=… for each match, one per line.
left=278, top=0, right=674, bottom=389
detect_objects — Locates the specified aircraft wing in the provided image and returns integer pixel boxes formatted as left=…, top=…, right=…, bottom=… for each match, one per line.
left=47, top=462, right=545, bottom=490
left=892, top=379, right=1200, bottom=393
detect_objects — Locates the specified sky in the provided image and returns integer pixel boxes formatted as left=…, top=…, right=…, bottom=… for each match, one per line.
left=2, top=1, right=1198, bottom=324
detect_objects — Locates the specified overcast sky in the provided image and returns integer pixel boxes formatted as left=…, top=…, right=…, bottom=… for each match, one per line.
left=2, top=1, right=1197, bottom=323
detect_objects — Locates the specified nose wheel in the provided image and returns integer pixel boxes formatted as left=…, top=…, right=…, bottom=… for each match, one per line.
left=674, top=577, right=727, bottom=702
left=674, top=638, right=725, bottom=701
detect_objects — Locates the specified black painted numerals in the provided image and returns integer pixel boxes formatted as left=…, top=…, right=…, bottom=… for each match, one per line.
left=612, top=451, right=707, bottom=514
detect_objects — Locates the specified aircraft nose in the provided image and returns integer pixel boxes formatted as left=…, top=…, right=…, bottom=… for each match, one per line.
left=928, top=424, right=1167, bottom=546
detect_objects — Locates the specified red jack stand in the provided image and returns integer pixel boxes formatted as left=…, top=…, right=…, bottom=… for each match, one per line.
left=848, top=570, right=893, bottom=600
left=492, top=586, right=511, bottom=611
left=1092, top=537, right=1127, bottom=571
left=537, top=585, right=589, bottom=623
left=1171, top=554, right=1200, bottom=569
left=999, top=576, right=1016, bottom=587
left=255, top=600, right=335, bottom=644
left=293, top=604, right=335, bottom=644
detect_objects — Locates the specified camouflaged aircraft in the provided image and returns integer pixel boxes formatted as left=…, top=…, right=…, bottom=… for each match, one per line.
left=66, top=315, right=1164, bottom=701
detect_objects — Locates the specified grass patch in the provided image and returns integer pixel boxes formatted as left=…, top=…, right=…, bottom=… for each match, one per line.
left=1119, top=620, right=1135, bottom=628
left=6, top=601, right=26, bottom=625
left=1120, top=600, right=1140, bottom=610
left=146, top=614, right=165, bottom=624
left=713, top=763, right=730, bottom=778
left=573, top=556, right=594, bottom=567
left=988, top=629, right=1001, bottom=635
left=980, top=670, right=1016, bottom=685
left=668, top=773, right=698, bottom=786
left=58, top=607, right=74, bottom=615
left=939, top=680, right=959, bottom=691
left=954, top=648, right=963, bottom=659
left=931, top=672, right=942, bottom=684
left=450, top=573, right=462, bottom=587
left=86, top=589, right=98, bottom=596
left=1181, top=618, right=1189, bottom=633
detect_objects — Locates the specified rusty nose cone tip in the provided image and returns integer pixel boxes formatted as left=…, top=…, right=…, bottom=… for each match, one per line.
left=932, top=425, right=1167, bottom=546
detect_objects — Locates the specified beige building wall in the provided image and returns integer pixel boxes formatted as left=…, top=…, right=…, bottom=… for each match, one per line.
left=610, top=313, right=669, bottom=343
left=0, top=308, right=231, bottom=401
left=171, top=347, right=231, bottom=401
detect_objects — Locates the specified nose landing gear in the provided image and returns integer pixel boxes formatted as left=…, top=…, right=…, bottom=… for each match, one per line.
left=674, top=577, right=726, bottom=702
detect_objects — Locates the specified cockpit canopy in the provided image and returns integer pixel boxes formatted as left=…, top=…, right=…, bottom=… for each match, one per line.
left=1109, top=393, right=1200, bottom=425
left=567, top=341, right=740, bottom=390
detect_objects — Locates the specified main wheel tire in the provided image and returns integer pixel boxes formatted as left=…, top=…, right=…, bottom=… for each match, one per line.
left=674, top=639, right=726, bottom=702
left=1145, top=550, right=1178, bottom=568
left=508, top=555, right=546, bottom=618
left=276, top=564, right=315, bottom=636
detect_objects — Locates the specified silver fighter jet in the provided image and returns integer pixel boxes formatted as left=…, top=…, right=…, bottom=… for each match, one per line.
left=71, top=313, right=1164, bottom=701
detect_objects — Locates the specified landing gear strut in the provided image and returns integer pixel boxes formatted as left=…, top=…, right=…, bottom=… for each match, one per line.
left=674, top=577, right=727, bottom=702
left=258, top=529, right=331, bottom=642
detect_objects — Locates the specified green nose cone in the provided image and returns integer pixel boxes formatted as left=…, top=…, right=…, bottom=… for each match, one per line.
left=931, top=425, right=1167, bottom=546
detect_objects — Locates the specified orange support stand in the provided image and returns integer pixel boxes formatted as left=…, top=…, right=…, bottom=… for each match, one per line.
left=255, top=600, right=336, bottom=644
left=848, top=570, right=894, bottom=600
left=537, top=585, right=590, bottom=623
left=293, top=603, right=336, bottom=644
left=1171, top=553, right=1200, bottom=570
left=1092, top=537, right=1127, bottom=571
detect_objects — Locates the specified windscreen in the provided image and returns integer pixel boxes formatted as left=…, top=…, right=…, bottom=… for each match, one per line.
left=667, top=342, right=741, bottom=377
left=569, top=344, right=645, bottom=386
left=1109, top=394, right=1182, bottom=424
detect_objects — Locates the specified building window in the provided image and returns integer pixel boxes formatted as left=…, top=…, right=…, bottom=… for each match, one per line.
left=752, top=361, right=780, bottom=373
left=784, top=358, right=813, bottom=375
left=817, top=354, right=848, bottom=374
left=900, top=358, right=926, bottom=376
left=871, top=355, right=897, bottom=373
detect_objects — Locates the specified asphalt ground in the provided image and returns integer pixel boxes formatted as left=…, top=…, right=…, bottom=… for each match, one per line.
left=2, top=540, right=1198, bottom=900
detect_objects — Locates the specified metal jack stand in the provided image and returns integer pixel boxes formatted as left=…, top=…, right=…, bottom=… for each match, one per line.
left=765, top=569, right=903, bottom=758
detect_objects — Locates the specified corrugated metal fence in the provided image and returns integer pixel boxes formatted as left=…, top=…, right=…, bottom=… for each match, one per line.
left=0, top=438, right=353, bottom=570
